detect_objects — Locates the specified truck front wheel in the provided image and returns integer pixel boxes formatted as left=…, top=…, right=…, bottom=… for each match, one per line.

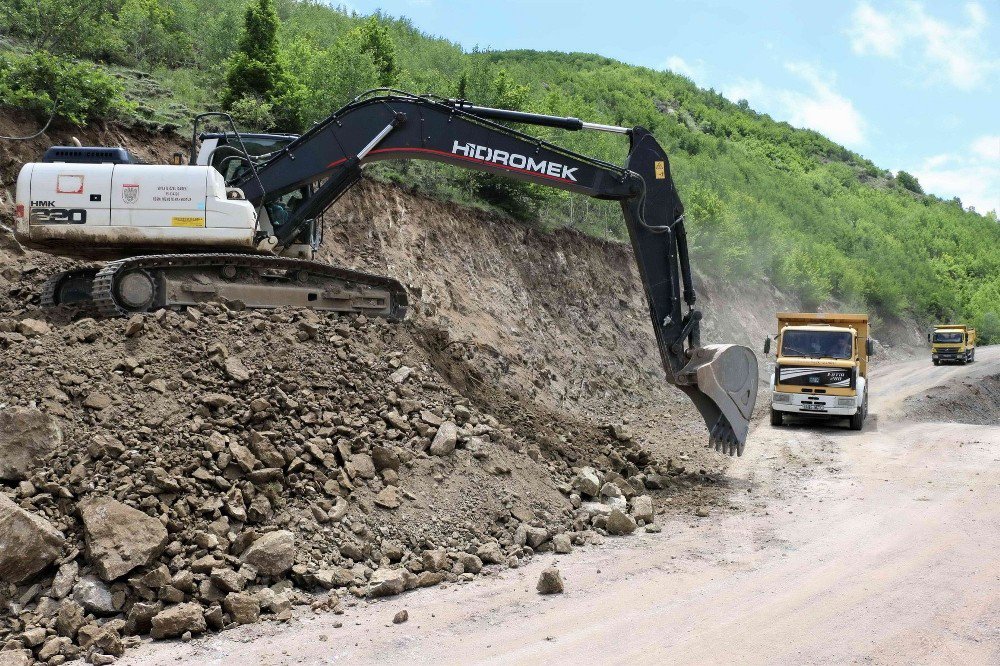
left=770, top=408, right=783, bottom=427
left=849, top=396, right=867, bottom=431
left=933, top=359, right=940, bottom=366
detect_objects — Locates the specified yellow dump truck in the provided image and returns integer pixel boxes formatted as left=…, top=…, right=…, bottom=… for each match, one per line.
left=929, top=325, right=976, bottom=365
left=765, top=313, right=874, bottom=430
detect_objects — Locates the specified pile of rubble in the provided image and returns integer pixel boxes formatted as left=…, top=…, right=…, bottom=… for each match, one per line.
left=0, top=300, right=702, bottom=664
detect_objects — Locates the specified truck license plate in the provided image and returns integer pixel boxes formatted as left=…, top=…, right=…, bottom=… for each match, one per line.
left=801, top=403, right=825, bottom=412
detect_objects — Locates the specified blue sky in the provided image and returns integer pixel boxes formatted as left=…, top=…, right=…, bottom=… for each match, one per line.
left=346, top=0, right=998, bottom=214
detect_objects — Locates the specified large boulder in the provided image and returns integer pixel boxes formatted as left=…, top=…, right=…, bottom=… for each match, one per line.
left=429, top=421, right=458, bottom=456
left=0, top=494, right=64, bottom=583
left=80, top=498, right=168, bottom=581
left=239, top=530, right=294, bottom=576
left=223, top=592, right=261, bottom=625
left=150, top=603, right=207, bottom=639
left=367, top=567, right=409, bottom=598
left=605, top=508, right=638, bottom=536
left=630, top=495, right=654, bottom=523
left=0, top=408, right=62, bottom=481
left=573, top=467, right=601, bottom=497
left=72, top=575, right=118, bottom=615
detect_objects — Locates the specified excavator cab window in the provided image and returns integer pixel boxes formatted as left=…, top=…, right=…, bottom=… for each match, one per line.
left=206, top=133, right=314, bottom=243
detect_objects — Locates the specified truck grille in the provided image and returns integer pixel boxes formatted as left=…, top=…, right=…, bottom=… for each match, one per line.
left=777, top=365, right=854, bottom=388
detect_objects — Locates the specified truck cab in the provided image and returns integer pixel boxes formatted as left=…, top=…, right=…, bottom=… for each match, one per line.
left=767, top=313, right=874, bottom=431
left=929, top=325, right=976, bottom=365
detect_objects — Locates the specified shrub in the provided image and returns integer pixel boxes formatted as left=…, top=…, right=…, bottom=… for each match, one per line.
left=0, top=50, right=129, bottom=125
left=896, top=170, right=924, bottom=195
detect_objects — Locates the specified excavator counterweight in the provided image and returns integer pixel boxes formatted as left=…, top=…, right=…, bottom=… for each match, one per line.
left=15, top=91, right=758, bottom=453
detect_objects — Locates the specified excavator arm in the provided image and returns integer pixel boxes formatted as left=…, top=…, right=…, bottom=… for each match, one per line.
left=231, top=91, right=758, bottom=454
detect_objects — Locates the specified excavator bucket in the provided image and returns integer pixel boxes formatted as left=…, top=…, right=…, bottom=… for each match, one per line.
left=680, top=345, right=758, bottom=456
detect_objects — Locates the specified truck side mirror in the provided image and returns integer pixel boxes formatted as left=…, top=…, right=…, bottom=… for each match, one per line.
left=866, top=338, right=875, bottom=356
left=763, top=337, right=771, bottom=355
left=926, top=333, right=931, bottom=343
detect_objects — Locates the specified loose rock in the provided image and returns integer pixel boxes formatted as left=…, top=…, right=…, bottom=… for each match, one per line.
left=72, top=576, right=117, bottom=615
left=536, top=567, right=564, bottom=594
left=80, top=497, right=168, bottom=581
left=630, top=495, right=654, bottom=523
left=368, top=567, right=408, bottom=597
left=150, top=603, right=207, bottom=639
left=0, top=493, right=64, bottom=583
left=240, top=530, right=295, bottom=576
left=605, top=508, right=638, bottom=536
left=0, top=407, right=62, bottom=481
left=429, top=421, right=458, bottom=456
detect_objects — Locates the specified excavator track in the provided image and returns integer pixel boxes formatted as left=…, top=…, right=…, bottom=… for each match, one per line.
left=90, top=253, right=408, bottom=320
left=40, top=268, right=100, bottom=307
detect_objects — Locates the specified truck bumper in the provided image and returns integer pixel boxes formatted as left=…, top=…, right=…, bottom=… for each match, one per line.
left=771, top=391, right=859, bottom=416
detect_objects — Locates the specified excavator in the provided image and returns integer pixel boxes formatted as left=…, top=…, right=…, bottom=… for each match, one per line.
left=13, top=90, right=758, bottom=455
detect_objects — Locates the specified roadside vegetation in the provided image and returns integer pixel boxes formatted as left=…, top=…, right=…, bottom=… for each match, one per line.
left=1, top=0, right=998, bottom=339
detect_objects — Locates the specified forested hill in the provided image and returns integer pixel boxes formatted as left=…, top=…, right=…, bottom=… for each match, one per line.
left=1, top=0, right=998, bottom=339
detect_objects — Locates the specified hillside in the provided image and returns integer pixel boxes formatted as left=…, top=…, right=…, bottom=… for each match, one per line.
left=0, top=0, right=998, bottom=340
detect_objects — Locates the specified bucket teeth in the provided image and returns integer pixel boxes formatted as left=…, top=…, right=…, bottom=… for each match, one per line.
left=706, top=420, right=741, bottom=457
left=681, top=344, right=758, bottom=456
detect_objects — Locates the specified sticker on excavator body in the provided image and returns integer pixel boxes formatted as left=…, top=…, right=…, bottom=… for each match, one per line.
left=654, top=161, right=666, bottom=180
left=57, top=175, right=84, bottom=194
left=171, top=216, right=205, bottom=228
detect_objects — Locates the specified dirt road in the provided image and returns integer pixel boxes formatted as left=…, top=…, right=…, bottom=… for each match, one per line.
left=122, top=348, right=1000, bottom=665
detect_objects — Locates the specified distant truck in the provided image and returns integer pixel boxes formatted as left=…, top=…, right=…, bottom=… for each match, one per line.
left=766, top=313, right=874, bottom=430
left=929, top=324, right=976, bottom=365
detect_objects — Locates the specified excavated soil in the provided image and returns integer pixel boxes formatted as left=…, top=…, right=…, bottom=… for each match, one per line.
left=0, top=118, right=926, bottom=664
left=903, top=371, right=1000, bottom=425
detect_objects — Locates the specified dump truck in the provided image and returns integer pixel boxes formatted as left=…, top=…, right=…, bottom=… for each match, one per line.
left=766, top=313, right=874, bottom=430
left=13, top=91, right=758, bottom=454
left=929, top=325, right=976, bottom=365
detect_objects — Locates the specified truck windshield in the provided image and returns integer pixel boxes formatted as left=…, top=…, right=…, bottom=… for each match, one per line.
left=781, top=330, right=853, bottom=359
left=933, top=332, right=964, bottom=343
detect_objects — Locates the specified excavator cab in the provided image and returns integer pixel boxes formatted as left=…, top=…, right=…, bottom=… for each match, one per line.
left=197, top=132, right=320, bottom=256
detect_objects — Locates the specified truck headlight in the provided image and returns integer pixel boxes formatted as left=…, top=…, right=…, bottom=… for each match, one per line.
left=772, top=392, right=792, bottom=403
left=836, top=397, right=855, bottom=407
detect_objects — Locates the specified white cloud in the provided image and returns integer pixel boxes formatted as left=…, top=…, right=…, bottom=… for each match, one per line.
left=724, top=62, right=867, bottom=147
left=848, top=2, right=905, bottom=57
left=970, top=135, right=1000, bottom=161
left=663, top=56, right=706, bottom=82
left=910, top=136, right=1000, bottom=213
left=847, top=2, right=998, bottom=90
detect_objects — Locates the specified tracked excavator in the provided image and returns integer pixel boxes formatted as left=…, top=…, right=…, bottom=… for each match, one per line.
left=13, top=90, right=758, bottom=454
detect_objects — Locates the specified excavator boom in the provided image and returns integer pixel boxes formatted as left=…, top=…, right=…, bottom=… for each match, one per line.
left=229, top=92, right=758, bottom=453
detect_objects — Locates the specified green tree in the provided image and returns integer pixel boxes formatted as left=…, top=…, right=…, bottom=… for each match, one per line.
left=0, top=0, right=118, bottom=56
left=896, top=170, right=924, bottom=195
left=357, top=16, right=399, bottom=86
left=222, top=0, right=301, bottom=130
left=282, top=31, right=379, bottom=125
left=114, top=0, right=189, bottom=66
left=460, top=63, right=542, bottom=219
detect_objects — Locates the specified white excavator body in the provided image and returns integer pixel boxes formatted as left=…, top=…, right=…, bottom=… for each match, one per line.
left=15, top=159, right=258, bottom=259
